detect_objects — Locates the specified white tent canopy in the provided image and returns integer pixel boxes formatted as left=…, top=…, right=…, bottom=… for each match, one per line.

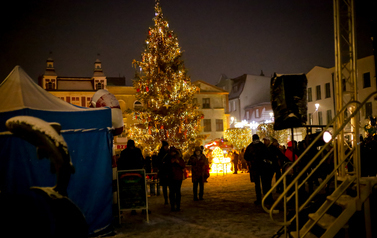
left=0, top=65, right=98, bottom=112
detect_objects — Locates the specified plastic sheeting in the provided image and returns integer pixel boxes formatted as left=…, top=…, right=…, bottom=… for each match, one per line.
left=270, top=74, right=308, bottom=130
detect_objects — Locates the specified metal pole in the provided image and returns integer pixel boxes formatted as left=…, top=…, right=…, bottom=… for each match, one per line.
left=295, top=181, right=300, bottom=238
left=284, top=176, right=288, bottom=237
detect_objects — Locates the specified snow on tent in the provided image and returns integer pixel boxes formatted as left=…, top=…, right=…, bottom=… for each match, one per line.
left=0, top=66, right=113, bottom=236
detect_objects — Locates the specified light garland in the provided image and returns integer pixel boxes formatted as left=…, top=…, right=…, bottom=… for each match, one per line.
left=224, top=128, right=252, bottom=150
left=256, top=123, right=288, bottom=145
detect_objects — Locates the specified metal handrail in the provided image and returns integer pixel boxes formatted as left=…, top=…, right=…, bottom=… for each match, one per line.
left=262, top=91, right=377, bottom=231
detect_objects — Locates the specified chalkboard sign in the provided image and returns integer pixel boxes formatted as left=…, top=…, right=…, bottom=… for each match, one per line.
left=117, top=169, right=147, bottom=210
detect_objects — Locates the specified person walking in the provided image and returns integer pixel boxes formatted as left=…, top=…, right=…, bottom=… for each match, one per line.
left=263, top=137, right=285, bottom=194
left=270, top=138, right=289, bottom=193
left=117, top=139, right=144, bottom=215
left=244, top=134, right=274, bottom=205
left=164, top=147, right=186, bottom=212
left=117, top=139, right=144, bottom=171
left=157, top=140, right=170, bottom=205
left=232, top=150, right=239, bottom=174
left=189, top=147, right=209, bottom=201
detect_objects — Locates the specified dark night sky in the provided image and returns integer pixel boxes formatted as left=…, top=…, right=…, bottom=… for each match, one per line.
left=0, top=0, right=373, bottom=86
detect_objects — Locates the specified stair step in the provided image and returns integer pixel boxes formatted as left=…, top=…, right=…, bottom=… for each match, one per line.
left=332, top=176, right=356, bottom=197
left=290, top=230, right=318, bottom=238
left=308, top=213, right=335, bottom=229
left=327, top=194, right=355, bottom=208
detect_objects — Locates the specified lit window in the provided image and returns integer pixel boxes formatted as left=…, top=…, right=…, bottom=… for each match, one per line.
left=308, top=87, right=312, bottom=102
left=309, top=113, right=313, bottom=125
left=316, top=85, right=321, bottom=100
left=325, top=83, right=331, bottom=98
left=202, top=98, right=210, bottom=108
left=134, top=101, right=143, bottom=109
left=216, top=119, right=223, bottom=131
left=365, top=102, right=372, bottom=119
left=203, top=119, right=211, bottom=132
left=363, top=72, right=371, bottom=88
left=327, top=110, right=332, bottom=124
left=318, top=111, right=323, bottom=125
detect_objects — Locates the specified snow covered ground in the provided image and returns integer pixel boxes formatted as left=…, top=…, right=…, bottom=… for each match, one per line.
left=111, top=172, right=284, bottom=238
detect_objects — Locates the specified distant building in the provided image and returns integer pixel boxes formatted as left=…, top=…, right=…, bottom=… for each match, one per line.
left=38, top=58, right=125, bottom=107
left=306, top=55, right=376, bottom=136
left=192, top=80, right=230, bottom=144
left=217, top=73, right=271, bottom=130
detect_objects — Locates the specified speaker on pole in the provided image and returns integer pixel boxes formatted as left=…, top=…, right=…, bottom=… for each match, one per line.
left=271, top=73, right=308, bottom=130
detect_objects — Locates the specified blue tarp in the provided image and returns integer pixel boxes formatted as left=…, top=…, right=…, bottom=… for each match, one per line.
left=0, top=66, right=114, bottom=236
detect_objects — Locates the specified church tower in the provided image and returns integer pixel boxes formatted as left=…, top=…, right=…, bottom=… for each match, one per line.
left=41, top=57, right=58, bottom=90
left=92, top=59, right=107, bottom=90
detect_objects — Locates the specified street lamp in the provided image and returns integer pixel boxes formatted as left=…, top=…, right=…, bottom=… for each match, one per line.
left=323, top=131, right=332, bottom=143
left=314, top=103, right=320, bottom=124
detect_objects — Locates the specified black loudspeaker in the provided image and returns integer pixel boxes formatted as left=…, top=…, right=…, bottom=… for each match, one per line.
left=271, top=73, right=308, bottom=130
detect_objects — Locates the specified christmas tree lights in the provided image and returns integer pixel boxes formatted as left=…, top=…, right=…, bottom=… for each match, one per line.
left=224, top=128, right=252, bottom=150
left=256, top=123, right=288, bottom=145
left=127, top=0, right=203, bottom=153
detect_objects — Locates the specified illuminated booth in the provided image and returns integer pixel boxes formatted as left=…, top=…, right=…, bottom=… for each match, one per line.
left=210, top=147, right=232, bottom=175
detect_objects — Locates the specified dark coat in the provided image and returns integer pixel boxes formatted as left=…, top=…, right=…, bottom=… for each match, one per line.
left=244, top=140, right=272, bottom=173
left=266, top=144, right=286, bottom=172
left=163, top=153, right=186, bottom=181
left=157, top=148, right=170, bottom=185
left=189, top=154, right=208, bottom=183
left=117, top=147, right=144, bottom=171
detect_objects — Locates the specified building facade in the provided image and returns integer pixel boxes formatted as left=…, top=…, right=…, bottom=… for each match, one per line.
left=40, top=58, right=230, bottom=148
left=217, top=73, right=271, bottom=128
left=192, top=80, right=230, bottom=144
left=306, top=55, right=376, bottom=135
left=38, top=58, right=125, bottom=107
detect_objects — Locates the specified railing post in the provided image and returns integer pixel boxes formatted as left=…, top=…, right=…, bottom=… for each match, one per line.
left=284, top=176, right=287, bottom=237
left=295, top=180, right=300, bottom=238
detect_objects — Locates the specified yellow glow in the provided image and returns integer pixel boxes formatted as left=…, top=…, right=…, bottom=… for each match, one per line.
left=210, top=147, right=232, bottom=174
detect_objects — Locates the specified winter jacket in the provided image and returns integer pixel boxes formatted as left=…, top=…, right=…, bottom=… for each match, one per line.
left=244, top=140, right=272, bottom=172
left=164, top=153, right=186, bottom=181
left=189, top=154, right=208, bottom=183
left=157, top=148, right=170, bottom=185
left=117, top=147, right=144, bottom=170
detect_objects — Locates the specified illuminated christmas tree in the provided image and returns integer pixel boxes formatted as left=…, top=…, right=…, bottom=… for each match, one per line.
left=127, top=0, right=203, bottom=153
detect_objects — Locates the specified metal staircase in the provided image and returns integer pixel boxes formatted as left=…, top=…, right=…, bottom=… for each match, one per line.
left=262, top=92, right=377, bottom=238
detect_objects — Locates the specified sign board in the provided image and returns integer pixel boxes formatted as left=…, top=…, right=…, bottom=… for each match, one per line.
left=117, top=169, right=149, bottom=223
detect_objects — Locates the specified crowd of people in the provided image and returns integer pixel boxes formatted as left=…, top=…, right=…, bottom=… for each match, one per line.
left=116, top=132, right=377, bottom=213
left=117, top=140, right=209, bottom=212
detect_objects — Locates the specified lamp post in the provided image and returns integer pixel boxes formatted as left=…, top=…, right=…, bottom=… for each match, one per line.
left=314, top=103, right=320, bottom=124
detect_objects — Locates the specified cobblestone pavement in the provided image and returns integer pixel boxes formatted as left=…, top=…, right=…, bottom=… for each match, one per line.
left=110, top=172, right=284, bottom=238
